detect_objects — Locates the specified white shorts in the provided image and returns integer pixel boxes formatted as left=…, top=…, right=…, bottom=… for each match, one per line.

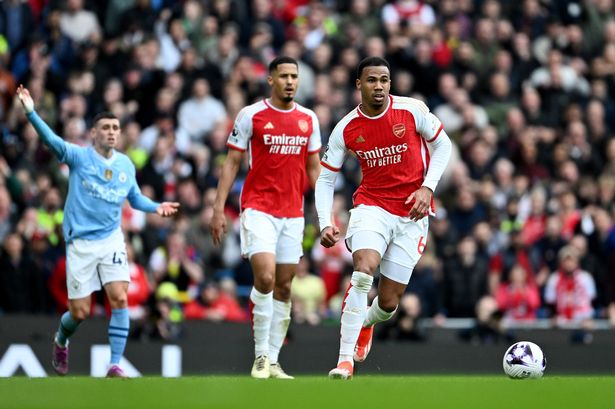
left=66, top=229, right=130, bottom=299
left=240, top=208, right=304, bottom=264
left=345, top=205, right=429, bottom=285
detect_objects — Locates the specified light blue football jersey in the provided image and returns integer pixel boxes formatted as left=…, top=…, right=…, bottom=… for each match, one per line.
left=27, top=111, right=160, bottom=242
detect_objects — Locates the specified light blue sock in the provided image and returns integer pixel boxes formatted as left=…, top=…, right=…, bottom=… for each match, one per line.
left=55, top=312, right=81, bottom=347
left=108, top=308, right=129, bottom=365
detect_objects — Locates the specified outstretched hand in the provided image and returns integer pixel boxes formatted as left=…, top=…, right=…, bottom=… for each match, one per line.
left=16, top=84, right=34, bottom=114
left=405, top=186, right=433, bottom=221
left=157, top=202, right=180, bottom=217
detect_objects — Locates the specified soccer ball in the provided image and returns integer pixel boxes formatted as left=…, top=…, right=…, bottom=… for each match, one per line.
left=502, top=341, right=546, bottom=379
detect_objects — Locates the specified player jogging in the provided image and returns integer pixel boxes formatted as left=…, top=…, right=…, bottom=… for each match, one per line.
left=17, top=85, right=180, bottom=378
left=315, top=57, right=452, bottom=379
left=210, top=56, right=321, bottom=379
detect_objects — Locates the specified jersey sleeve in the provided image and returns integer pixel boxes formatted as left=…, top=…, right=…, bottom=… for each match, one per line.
left=412, top=100, right=444, bottom=142
left=320, top=122, right=346, bottom=172
left=226, top=108, right=252, bottom=151
left=126, top=162, right=159, bottom=213
left=27, top=110, right=81, bottom=166
left=307, top=111, right=322, bottom=153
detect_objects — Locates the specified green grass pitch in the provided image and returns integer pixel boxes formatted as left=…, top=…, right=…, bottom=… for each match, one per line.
left=1, top=376, right=614, bottom=409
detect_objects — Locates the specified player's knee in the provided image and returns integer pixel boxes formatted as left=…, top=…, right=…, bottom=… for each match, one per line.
left=71, top=307, right=90, bottom=321
left=353, top=256, right=379, bottom=276
left=254, top=273, right=275, bottom=293
left=274, top=281, right=292, bottom=301
left=353, top=262, right=378, bottom=276
left=108, top=294, right=128, bottom=308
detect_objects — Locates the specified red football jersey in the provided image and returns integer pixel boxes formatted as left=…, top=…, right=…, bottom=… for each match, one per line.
left=321, top=95, right=443, bottom=216
left=227, top=99, right=321, bottom=217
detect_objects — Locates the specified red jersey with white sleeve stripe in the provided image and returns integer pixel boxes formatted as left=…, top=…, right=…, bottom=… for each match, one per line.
left=226, top=99, right=322, bottom=217
left=321, top=95, right=443, bottom=217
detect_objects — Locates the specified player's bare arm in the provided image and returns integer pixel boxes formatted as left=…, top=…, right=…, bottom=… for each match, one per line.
left=306, top=152, right=321, bottom=188
left=211, top=148, right=243, bottom=245
left=405, top=186, right=433, bottom=221
left=156, top=202, right=180, bottom=217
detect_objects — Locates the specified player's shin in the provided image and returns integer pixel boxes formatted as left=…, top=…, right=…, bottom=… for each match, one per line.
left=269, top=299, right=291, bottom=364
left=108, top=308, right=129, bottom=365
left=338, top=271, right=373, bottom=364
left=363, top=296, right=397, bottom=327
left=55, top=311, right=82, bottom=346
left=250, top=288, right=274, bottom=358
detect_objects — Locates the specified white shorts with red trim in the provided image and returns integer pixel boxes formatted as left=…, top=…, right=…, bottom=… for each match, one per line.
left=66, top=229, right=129, bottom=299
left=345, top=205, right=429, bottom=284
left=240, top=208, right=304, bottom=264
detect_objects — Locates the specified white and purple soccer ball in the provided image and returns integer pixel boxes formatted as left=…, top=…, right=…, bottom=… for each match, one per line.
left=502, top=341, right=546, bottom=379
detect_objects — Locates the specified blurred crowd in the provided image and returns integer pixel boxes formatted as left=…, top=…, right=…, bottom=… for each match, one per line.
left=1, top=0, right=615, bottom=341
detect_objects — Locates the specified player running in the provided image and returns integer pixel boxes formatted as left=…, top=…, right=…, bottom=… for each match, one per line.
left=315, top=57, right=452, bottom=379
left=210, top=56, right=321, bottom=379
left=17, top=85, right=179, bottom=378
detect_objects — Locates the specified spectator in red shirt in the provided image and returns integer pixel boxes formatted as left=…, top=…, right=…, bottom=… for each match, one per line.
left=544, top=245, right=596, bottom=329
left=495, top=263, right=541, bottom=322
left=125, top=243, right=151, bottom=321
left=184, top=279, right=247, bottom=322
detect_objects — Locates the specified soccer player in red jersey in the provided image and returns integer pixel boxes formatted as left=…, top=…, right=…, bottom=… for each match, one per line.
left=211, top=56, right=321, bottom=379
left=315, top=57, right=452, bottom=379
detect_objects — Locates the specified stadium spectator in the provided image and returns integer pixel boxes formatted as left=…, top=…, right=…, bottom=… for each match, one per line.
left=381, top=0, right=436, bottom=38
left=376, top=293, right=427, bottom=342
left=47, top=255, right=68, bottom=312
left=405, top=252, right=442, bottom=320
left=0, top=232, right=48, bottom=313
left=544, top=246, right=596, bottom=336
left=151, top=281, right=184, bottom=341
left=290, top=257, right=326, bottom=325
left=59, top=0, right=101, bottom=44
left=442, top=236, right=489, bottom=318
left=458, top=295, right=511, bottom=345
left=125, top=243, right=152, bottom=321
left=0, top=0, right=33, bottom=55
left=149, top=230, right=204, bottom=303
left=311, top=194, right=353, bottom=301
left=177, top=78, right=227, bottom=145
left=184, top=279, right=247, bottom=322
left=0, top=57, right=16, bottom=119
left=495, top=263, right=541, bottom=322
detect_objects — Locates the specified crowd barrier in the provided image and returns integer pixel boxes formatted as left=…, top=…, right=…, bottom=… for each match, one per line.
left=1, top=316, right=613, bottom=376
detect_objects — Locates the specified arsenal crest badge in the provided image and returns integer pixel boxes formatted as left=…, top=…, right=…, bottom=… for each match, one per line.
left=298, top=119, right=309, bottom=133
left=392, top=123, right=405, bottom=138
left=104, top=169, right=113, bottom=181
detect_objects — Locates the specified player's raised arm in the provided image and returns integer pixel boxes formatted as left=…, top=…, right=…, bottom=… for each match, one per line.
left=16, top=84, right=71, bottom=162
left=210, top=148, right=243, bottom=246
